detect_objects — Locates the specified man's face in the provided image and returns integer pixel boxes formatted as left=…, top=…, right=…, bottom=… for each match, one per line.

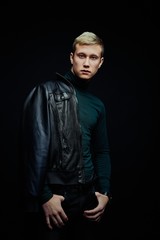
left=70, top=44, right=104, bottom=81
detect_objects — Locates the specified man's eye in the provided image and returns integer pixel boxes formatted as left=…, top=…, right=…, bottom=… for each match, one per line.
left=78, top=54, right=85, bottom=59
left=90, top=56, right=98, bottom=60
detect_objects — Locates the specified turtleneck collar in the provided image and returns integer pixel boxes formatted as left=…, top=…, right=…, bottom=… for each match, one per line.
left=64, top=70, right=91, bottom=90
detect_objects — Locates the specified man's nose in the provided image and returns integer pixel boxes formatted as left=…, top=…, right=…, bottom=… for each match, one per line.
left=83, top=57, right=90, bottom=66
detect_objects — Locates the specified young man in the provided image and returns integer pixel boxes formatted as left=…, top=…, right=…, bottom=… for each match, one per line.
left=21, top=31, right=112, bottom=240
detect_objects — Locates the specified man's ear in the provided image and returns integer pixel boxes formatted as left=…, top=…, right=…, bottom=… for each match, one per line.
left=98, top=57, right=104, bottom=69
left=70, top=52, right=73, bottom=64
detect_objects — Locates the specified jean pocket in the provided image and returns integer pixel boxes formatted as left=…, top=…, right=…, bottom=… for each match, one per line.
left=84, top=192, right=98, bottom=210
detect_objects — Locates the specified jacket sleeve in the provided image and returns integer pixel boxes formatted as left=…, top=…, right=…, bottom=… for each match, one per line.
left=22, top=84, right=51, bottom=200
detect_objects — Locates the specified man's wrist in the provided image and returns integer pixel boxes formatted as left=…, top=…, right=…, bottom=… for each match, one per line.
left=101, top=192, right=112, bottom=201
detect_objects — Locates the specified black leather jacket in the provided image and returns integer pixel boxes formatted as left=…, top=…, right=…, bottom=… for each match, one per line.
left=22, top=73, right=85, bottom=200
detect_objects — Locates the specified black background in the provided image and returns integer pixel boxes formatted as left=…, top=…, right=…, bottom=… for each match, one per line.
left=0, top=1, right=159, bottom=239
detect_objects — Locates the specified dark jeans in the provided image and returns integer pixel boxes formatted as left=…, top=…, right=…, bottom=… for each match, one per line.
left=23, top=185, right=102, bottom=240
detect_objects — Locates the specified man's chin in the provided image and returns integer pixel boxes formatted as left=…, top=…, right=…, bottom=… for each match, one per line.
left=79, top=74, right=91, bottom=81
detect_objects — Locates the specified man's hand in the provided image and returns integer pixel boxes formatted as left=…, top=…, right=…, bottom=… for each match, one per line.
left=83, top=192, right=109, bottom=222
left=42, top=194, right=68, bottom=229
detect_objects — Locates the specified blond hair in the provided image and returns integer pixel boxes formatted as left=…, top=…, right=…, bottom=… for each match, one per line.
left=72, top=31, right=104, bottom=57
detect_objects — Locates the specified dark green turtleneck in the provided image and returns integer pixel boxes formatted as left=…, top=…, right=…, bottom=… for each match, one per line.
left=40, top=71, right=111, bottom=204
left=64, top=71, right=111, bottom=192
